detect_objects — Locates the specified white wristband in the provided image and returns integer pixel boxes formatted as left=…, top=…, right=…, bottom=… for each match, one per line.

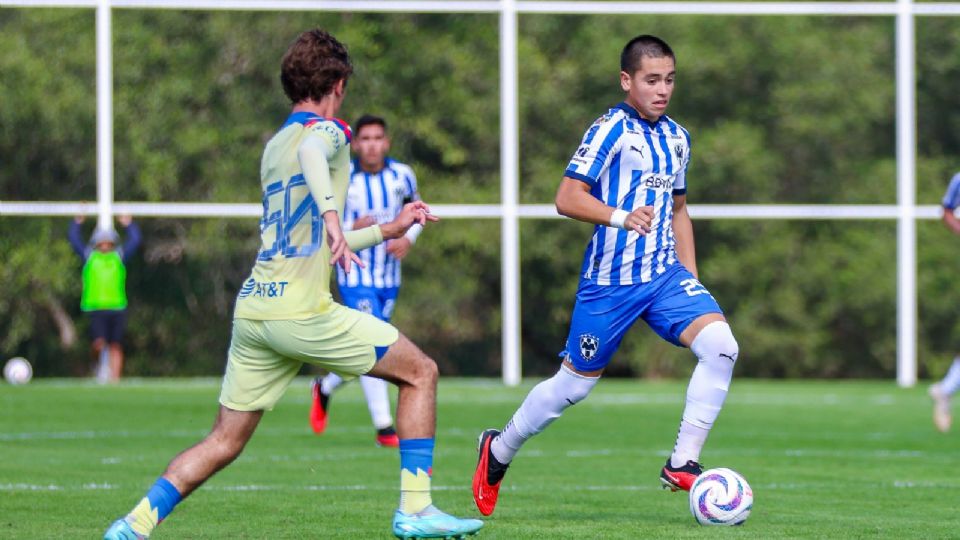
left=609, top=209, right=629, bottom=229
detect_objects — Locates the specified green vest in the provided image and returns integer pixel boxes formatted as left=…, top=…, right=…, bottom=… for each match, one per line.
left=81, top=251, right=128, bottom=311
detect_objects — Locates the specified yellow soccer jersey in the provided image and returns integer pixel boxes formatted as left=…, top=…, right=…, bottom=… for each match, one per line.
left=234, top=112, right=357, bottom=320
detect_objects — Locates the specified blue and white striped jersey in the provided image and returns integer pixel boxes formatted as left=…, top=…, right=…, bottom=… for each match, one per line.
left=564, top=102, right=691, bottom=286
left=336, top=157, right=420, bottom=289
left=943, top=172, right=960, bottom=209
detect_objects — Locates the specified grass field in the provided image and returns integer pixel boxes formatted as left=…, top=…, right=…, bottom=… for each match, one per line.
left=1, top=377, right=956, bottom=539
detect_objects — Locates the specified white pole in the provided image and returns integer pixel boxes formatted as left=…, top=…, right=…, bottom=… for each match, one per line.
left=500, top=0, right=521, bottom=386
left=896, top=0, right=917, bottom=387
left=96, top=0, right=114, bottom=231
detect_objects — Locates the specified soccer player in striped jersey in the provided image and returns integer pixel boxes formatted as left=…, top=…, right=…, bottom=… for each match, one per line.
left=310, top=114, right=423, bottom=448
left=928, top=172, right=960, bottom=432
left=104, top=29, right=482, bottom=540
left=473, top=35, right=741, bottom=515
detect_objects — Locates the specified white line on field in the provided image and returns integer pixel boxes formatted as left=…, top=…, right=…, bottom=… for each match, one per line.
left=2, top=480, right=957, bottom=493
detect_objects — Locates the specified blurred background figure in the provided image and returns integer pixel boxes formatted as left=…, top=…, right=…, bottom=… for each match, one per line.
left=929, top=172, right=960, bottom=432
left=67, top=214, right=141, bottom=382
left=310, top=114, right=424, bottom=447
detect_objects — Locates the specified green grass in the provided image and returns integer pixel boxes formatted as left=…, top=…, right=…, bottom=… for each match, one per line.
left=0, top=378, right=956, bottom=539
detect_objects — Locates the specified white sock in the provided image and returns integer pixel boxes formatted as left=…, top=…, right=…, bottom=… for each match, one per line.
left=940, top=358, right=960, bottom=396
left=671, top=321, right=738, bottom=468
left=491, top=365, right=599, bottom=464
left=359, top=375, right=393, bottom=429
left=320, top=372, right=344, bottom=396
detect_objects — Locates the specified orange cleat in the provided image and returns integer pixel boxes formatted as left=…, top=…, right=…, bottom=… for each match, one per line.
left=472, top=429, right=509, bottom=516
left=660, top=458, right=703, bottom=492
left=309, top=379, right=329, bottom=434
left=376, top=426, right=400, bottom=447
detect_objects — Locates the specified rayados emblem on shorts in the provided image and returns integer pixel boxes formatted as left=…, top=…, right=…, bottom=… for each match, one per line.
left=579, top=333, right=600, bottom=361
left=356, top=299, right=373, bottom=314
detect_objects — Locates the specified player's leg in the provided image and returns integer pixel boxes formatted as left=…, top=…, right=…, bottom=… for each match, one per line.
left=104, top=318, right=299, bottom=539
left=89, top=311, right=110, bottom=382
left=309, top=288, right=379, bottom=434
left=929, top=356, right=960, bottom=432
left=106, top=310, right=127, bottom=381
left=360, top=375, right=399, bottom=446
left=365, top=334, right=482, bottom=537
left=644, top=266, right=738, bottom=492
left=366, top=287, right=399, bottom=446
left=281, top=307, right=481, bottom=537
left=105, top=406, right=264, bottom=539
left=473, top=281, right=641, bottom=516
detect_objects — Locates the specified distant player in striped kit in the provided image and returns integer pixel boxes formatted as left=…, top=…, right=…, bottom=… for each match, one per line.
left=310, top=115, right=423, bottom=447
left=473, top=35, right=741, bottom=516
left=929, top=172, right=960, bottom=432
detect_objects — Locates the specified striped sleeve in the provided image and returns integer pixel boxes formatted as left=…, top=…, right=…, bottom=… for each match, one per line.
left=673, top=126, right=691, bottom=195
left=564, top=113, right=624, bottom=185
left=943, top=173, right=960, bottom=209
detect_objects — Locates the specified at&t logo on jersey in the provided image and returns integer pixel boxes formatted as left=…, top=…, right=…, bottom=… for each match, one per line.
left=238, top=277, right=290, bottom=299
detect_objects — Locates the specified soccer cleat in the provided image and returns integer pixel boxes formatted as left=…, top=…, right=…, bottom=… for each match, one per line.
left=103, top=518, right=147, bottom=540
left=929, top=384, right=952, bottom=433
left=310, top=378, right=330, bottom=434
left=392, top=504, right=483, bottom=539
left=660, top=458, right=703, bottom=492
left=376, top=426, right=401, bottom=447
left=472, top=428, right=509, bottom=516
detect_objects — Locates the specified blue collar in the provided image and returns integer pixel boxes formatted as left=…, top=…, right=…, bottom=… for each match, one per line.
left=615, top=101, right=662, bottom=127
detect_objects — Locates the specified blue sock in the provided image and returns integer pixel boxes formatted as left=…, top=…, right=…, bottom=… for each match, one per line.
left=126, top=477, right=182, bottom=534
left=399, top=438, right=434, bottom=514
left=147, top=477, right=182, bottom=521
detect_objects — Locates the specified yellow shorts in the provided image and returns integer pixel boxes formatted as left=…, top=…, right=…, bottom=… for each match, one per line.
left=219, top=304, right=399, bottom=411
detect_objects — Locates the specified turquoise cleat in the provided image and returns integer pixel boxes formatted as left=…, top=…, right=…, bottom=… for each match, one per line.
left=104, top=518, right=147, bottom=540
left=392, top=505, right=483, bottom=539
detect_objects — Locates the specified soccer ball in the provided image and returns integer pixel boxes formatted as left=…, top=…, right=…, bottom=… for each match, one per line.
left=4, top=357, right=33, bottom=385
left=689, top=467, right=753, bottom=526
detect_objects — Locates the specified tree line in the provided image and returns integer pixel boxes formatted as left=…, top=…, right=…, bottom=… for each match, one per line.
left=2, top=9, right=959, bottom=378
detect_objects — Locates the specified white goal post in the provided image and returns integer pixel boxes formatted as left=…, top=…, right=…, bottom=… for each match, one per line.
left=5, top=0, right=959, bottom=387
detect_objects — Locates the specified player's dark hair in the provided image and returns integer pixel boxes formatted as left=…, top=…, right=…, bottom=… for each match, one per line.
left=620, top=35, right=675, bottom=74
left=354, top=114, right=387, bottom=135
left=280, top=29, right=353, bottom=104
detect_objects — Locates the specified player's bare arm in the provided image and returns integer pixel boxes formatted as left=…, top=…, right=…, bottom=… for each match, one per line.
left=672, top=194, right=698, bottom=278
left=943, top=207, right=960, bottom=235
left=353, top=215, right=376, bottom=230
left=555, top=177, right=653, bottom=235
left=380, top=201, right=438, bottom=240
left=322, top=210, right=363, bottom=273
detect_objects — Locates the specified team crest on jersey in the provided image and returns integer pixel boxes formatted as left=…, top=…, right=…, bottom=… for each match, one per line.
left=579, top=333, right=600, bottom=361
left=356, top=298, right=373, bottom=314
left=674, top=143, right=685, bottom=161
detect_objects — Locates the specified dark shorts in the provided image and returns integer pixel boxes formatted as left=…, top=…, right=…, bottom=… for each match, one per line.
left=88, top=309, right=127, bottom=344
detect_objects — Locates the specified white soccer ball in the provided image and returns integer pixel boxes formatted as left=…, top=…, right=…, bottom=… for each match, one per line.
left=689, top=467, right=753, bottom=526
left=4, top=357, right=33, bottom=385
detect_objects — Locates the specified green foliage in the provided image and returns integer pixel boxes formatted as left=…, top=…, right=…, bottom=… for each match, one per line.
left=2, top=9, right=960, bottom=378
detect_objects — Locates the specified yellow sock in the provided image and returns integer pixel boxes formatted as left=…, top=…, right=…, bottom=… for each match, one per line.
left=126, top=497, right=160, bottom=536
left=399, top=467, right=432, bottom=514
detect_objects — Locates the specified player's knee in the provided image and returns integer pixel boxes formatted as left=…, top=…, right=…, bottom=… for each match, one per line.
left=408, top=354, right=438, bottom=387
left=691, top=321, right=739, bottom=365
left=556, top=365, right=599, bottom=406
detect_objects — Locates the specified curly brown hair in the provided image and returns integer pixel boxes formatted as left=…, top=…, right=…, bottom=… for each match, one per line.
left=280, top=29, right=353, bottom=104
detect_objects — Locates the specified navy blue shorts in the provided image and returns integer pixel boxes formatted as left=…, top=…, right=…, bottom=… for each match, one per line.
left=88, top=309, right=127, bottom=344
left=340, top=286, right=399, bottom=323
left=562, top=263, right=722, bottom=372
